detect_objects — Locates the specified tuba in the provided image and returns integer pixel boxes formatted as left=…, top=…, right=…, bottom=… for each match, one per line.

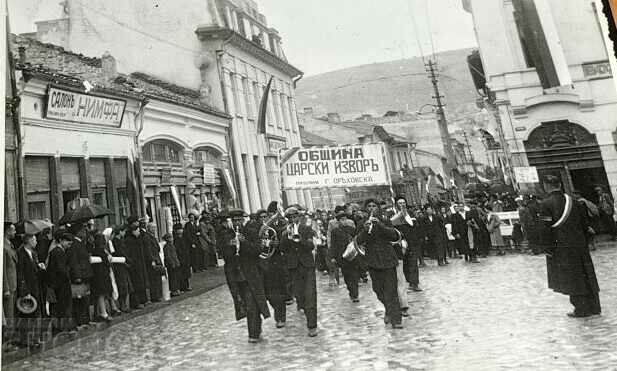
left=257, top=209, right=285, bottom=259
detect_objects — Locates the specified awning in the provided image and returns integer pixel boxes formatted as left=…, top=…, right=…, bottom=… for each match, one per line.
left=221, top=168, right=238, bottom=205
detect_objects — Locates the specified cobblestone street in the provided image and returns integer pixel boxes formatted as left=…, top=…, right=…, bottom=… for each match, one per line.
left=6, top=248, right=617, bottom=371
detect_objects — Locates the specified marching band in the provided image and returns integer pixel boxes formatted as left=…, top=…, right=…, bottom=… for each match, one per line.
left=221, top=196, right=479, bottom=342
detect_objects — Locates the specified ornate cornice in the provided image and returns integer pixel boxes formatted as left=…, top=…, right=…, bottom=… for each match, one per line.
left=195, top=26, right=303, bottom=77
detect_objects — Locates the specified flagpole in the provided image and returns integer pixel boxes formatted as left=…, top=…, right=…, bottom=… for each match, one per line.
left=381, top=143, right=396, bottom=207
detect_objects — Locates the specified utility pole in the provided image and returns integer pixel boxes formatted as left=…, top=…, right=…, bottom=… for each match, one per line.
left=462, top=131, right=479, bottom=179
left=426, top=59, right=457, bottom=176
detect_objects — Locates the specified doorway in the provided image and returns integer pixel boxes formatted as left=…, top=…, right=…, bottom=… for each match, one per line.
left=570, top=167, right=610, bottom=203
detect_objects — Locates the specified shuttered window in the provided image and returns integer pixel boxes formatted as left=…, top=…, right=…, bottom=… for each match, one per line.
left=90, top=158, right=106, bottom=188
left=113, top=159, right=128, bottom=188
left=60, top=158, right=80, bottom=190
left=25, top=157, right=50, bottom=193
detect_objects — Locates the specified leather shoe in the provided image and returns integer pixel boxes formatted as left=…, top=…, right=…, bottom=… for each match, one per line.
left=308, top=328, right=318, bottom=337
left=276, top=321, right=286, bottom=328
left=392, top=323, right=404, bottom=329
left=567, top=311, right=592, bottom=318
left=384, top=315, right=391, bottom=324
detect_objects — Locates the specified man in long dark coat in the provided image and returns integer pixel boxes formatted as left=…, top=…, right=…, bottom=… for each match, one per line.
left=356, top=199, right=403, bottom=329
left=222, top=209, right=270, bottom=343
left=452, top=204, right=477, bottom=263
left=174, top=224, right=192, bottom=292
left=16, top=234, right=44, bottom=348
left=67, top=224, right=94, bottom=326
left=125, top=226, right=151, bottom=309
left=47, top=233, right=76, bottom=333
left=537, top=175, right=601, bottom=317
left=280, top=207, right=318, bottom=337
left=256, top=209, right=287, bottom=328
left=421, top=205, right=447, bottom=266
left=143, top=223, right=163, bottom=302
left=184, top=214, right=204, bottom=273
left=330, top=208, right=360, bottom=302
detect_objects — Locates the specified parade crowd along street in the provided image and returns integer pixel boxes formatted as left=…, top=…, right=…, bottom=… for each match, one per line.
left=2, top=180, right=608, bottom=347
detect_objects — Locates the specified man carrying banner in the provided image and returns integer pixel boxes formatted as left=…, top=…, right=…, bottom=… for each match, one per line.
left=537, top=175, right=601, bottom=318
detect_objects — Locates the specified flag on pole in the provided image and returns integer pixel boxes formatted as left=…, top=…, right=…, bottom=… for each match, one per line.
left=257, top=76, right=274, bottom=134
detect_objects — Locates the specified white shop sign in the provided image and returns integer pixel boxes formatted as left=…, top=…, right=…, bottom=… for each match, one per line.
left=514, top=166, right=539, bottom=183
left=45, top=86, right=126, bottom=127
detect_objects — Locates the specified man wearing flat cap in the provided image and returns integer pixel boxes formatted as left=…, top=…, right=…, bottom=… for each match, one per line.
left=222, top=209, right=270, bottom=343
left=537, top=175, right=601, bottom=318
left=280, top=206, right=319, bottom=337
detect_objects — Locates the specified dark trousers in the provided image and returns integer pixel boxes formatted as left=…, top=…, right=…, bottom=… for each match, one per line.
left=16, top=312, right=41, bottom=346
left=368, top=267, right=401, bottom=325
left=130, top=289, right=147, bottom=308
left=167, top=267, right=180, bottom=292
left=72, top=296, right=91, bottom=326
left=403, top=247, right=419, bottom=285
left=204, top=246, right=218, bottom=267
left=570, top=292, right=601, bottom=315
left=191, top=247, right=205, bottom=272
left=264, top=265, right=287, bottom=323
left=51, top=283, right=74, bottom=332
left=290, top=265, right=318, bottom=329
left=340, top=260, right=359, bottom=299
left=148, top=270, right=162, bottom=301
left=284, top=267, right=294, bottom=301
left=316, top=246, right=328, bottom=272
left=238, top=281, right=262, bottom=339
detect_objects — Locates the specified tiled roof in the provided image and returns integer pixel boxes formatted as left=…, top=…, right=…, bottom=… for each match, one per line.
left=11, top=34, right=229, bottom=118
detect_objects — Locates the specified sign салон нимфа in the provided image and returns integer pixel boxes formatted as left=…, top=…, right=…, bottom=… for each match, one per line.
left=45, top=85, right=127, bottom=127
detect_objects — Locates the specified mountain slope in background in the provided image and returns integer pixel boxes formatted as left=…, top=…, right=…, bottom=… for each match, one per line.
left=295, top=48, right=480, bottom=121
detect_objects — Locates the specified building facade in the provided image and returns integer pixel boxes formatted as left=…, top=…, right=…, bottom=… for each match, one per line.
left=29, top=0, right=309, bottom=212
left=11, top=35, right=233, bottom=235
left=464, top=0, right=617, bottom=200
left=195, top=0, right=311, bottom=211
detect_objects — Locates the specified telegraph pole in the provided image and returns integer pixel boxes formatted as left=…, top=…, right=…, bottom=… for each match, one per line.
left=426, top=59, right=457, bottom=174
left=462, top=131, right=479, bottom=179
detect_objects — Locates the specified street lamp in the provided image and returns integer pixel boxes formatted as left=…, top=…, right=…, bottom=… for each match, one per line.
left=415, top=103, right=435, bottom=115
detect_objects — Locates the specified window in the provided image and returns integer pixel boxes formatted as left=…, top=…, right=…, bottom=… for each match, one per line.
left=396, top=152, right=403, bottom=170
left=242, top=77, right=254, bottom=119
left=281, top=94, right=290, bottom=130
left=230, top=74, right=242, bottom=117
left=194, top=147, right=222, bottom=165
left=273, top=91, right=283, bottom=128
left=237, top=13, right=246, bottom=36
left=403, top=152, right=410, bottom=167
left=253, top=81, right=261, bottom=115
left=28, top=201, right=48, bottom=220
left=288, top=97, right=297, bottom=132
left=143, top=140, right=183, bottom=164
left=117, top=188, right=130, bottom=222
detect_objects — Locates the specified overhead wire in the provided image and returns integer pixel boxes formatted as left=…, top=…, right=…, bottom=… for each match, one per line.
left=408, top=0, right=425, bottom=63
left=424, top=0, right=437, bottom=63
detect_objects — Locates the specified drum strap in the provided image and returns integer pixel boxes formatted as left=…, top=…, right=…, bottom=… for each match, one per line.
left=551, top=194, right=572, bottom=228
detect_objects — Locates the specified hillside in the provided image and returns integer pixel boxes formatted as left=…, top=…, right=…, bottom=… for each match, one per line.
left=295, top=48, right=480, bottom=121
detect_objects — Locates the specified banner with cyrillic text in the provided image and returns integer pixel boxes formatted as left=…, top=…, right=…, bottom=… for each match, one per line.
left=280, top=144, right=389, bottom=190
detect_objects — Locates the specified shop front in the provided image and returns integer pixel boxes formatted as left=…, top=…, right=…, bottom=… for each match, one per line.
left=17, top=76, right=141, bottom=226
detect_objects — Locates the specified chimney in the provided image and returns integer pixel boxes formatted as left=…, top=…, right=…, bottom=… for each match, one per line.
left=18, top=47, right=26, bottom=64
left=101, top=51, right=117, bottom=81
left=327, top=112, right=341, bottom=123
left=303, top=107, right=314, bottom=117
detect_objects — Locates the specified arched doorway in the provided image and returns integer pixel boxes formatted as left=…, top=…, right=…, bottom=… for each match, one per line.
left=524, top=120, right=609, bottom=200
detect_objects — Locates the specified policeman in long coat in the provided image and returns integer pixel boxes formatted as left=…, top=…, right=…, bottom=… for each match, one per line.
left=537, top=175, right=601, bottom=317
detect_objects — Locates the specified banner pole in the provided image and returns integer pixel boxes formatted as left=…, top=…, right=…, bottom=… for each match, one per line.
left=381, top=143, right=396, bottom=207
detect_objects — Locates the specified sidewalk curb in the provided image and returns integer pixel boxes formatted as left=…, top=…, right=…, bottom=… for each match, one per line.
left=3, top=268, right=227, bottom=365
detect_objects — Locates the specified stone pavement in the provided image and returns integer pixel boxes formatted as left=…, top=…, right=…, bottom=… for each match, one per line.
left=5, top=247, right=617, bottom=371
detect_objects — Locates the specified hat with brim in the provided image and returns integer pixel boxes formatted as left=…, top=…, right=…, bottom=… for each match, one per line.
left=16, top=294, right=38, bottom=315
left=285, top=207, right=299, bottom=217
left=228, top=208, right=248, bottom=218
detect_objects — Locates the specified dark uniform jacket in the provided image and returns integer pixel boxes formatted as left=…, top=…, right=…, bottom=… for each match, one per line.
left=538, top=190, right=600, bottom=296
left=394, top=217, right=424, bottom=255
left=67, top=237, right=93, bottom=283
left=17, top=247, right=42, bottom=302
left=182, top=221, right=201, bottom=249
left=329, top=222, right=356, bottom=265
left=356, top=220, right=399, bottom=270
left=280, top=223, right=316, bottom=269
left=421, top=215, right=446, bottom=257
left=124, top=233, right=152, bottom=292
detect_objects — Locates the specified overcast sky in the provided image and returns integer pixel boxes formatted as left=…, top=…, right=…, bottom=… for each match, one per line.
left=8, top=0, right=478, bottom=76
